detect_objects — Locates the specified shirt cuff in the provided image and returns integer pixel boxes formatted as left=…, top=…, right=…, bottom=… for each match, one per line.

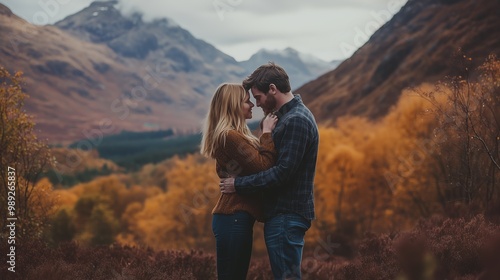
left=234, top=177, right=242, bottom=194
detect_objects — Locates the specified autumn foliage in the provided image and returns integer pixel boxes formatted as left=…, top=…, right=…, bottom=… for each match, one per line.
left=0, top=67, right=54, bottom=239
left=1, top=56, right=499, bottom=279
left=312, top=55, right=500, bottom=243
left=1, top=214, right=499, bottom=280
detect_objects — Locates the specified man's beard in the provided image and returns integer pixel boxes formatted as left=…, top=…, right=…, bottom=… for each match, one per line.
left=262, top=94, right=277, bottom=115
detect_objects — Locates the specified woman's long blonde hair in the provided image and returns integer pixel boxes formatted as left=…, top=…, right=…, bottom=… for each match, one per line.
left=200, top=83, right=259, bottom=158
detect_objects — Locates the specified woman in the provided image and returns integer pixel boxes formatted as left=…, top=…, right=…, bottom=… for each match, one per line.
left=200, top=83, right=278, bottom=280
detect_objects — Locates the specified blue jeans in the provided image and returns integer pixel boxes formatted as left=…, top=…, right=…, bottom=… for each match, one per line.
left=212, top=211, right=255, bottom=280
left=264, top=213, right=311, bottom=280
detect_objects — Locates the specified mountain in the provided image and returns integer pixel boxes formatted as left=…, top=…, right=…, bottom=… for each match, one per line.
left=297, top=0, right=500, bottom=124
left=240, top=48, right=341, bottom=90
left=0, top=1, right=246, bottom=144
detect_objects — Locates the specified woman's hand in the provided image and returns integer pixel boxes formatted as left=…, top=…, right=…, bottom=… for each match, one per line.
left=219, top=178, right=236, bottom=193
left=262, top=113, right=278, bottom=134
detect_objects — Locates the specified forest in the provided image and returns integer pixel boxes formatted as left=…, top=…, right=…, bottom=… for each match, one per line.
left=0, top=55, right=499, bottom=279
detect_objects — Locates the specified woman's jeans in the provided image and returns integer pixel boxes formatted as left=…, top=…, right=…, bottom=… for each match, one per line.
left=212, top=211, right=255, bottom=280
left=264, top=213, right=311, bottom=280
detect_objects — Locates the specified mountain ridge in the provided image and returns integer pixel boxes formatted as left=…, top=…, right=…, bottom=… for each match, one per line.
left=1, top=1, right=245, bottom=144
left=296, top=0, right=500, bottom=124
left=0, top=1, right=338, bottom=144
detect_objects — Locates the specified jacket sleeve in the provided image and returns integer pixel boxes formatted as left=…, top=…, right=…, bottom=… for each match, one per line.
left=217, top=130, right=277, bottom=176
left=234, top=116, right=310, bottom=194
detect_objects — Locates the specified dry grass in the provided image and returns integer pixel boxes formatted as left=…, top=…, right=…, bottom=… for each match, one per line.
left=2, top=215, right=499, bottom=280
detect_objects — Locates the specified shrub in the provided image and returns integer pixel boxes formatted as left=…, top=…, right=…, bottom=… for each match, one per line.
left=0, top=239, right=216, bottom=280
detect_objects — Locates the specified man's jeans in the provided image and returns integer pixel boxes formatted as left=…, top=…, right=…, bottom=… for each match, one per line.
left=264, top=213, right=311, bottom=279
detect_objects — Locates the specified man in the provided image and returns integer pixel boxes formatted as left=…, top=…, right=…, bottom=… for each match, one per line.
left=220, top=62, right=319, bottom=279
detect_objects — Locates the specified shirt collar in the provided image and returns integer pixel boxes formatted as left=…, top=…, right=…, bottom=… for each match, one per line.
left=276, top=94, right=301, bottom=117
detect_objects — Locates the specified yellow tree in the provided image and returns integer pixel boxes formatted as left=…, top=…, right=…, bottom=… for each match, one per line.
left=129, top=155, right=220, bottom=251
left=314, top=127, right=364, bottom=234
left=0, top=67, right=54, bottom=239
left=337, top=117, right=388, bottom=233
left=380, top=90, right=443, bottom=223
left=413, top=55, right=500, bottom=214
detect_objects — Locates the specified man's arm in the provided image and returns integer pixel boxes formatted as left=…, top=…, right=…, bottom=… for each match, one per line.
left=233, top=116, right=311, bottom=194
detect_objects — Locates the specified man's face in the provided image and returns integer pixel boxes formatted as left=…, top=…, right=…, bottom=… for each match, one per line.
left=251, top=86, right=276, bottom=115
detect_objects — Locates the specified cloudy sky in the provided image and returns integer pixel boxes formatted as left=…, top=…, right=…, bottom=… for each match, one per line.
left=2, top=0, right=408, bottom=61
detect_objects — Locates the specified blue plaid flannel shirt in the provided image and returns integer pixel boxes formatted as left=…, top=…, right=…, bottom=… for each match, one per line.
left=234, top=94, right=319, bottom=221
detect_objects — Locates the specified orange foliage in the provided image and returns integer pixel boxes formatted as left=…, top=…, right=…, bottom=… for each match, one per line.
left=1, top=67, right=55, bottom=238
left=49, top=174, right=161, bottom=245
left=40, top=57, right=499, bottom=258
left=312, top=56, right=500, bottom=240
left=311, top=89, right=453, bottom=237
left=128, top=155, right=219, bottom=251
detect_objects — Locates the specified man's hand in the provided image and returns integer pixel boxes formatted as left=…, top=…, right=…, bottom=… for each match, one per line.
left=219, top=177, right=236, bottom=193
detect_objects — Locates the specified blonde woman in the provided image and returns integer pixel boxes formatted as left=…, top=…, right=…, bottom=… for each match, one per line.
left=201, top=83, right=278, bottom=280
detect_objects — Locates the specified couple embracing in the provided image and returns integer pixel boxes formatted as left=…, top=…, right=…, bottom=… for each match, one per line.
left=200, top=62, right=319, bottom=280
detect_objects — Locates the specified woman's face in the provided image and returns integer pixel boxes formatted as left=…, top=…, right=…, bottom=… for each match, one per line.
left=242, top=91, right=254, bottom=119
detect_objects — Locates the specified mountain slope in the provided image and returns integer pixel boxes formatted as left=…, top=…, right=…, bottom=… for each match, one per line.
left=297, top=0, right=500, bottom=124
left=54, top=1, right=241, bottom=72
left=0, top=1, right=246, bottom=144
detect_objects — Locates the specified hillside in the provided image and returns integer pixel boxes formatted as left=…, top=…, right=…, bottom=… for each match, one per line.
left=297, top=0, right=500, bottom=124
left=0, top=1, right=349, bottom=144
left=0, top=1, right=245, bottom=144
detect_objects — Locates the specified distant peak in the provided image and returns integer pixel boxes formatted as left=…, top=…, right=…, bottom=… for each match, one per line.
left=90, top=0, right=118, bottom=6
left=253, top=47, right=328, bottom=63
left=256, top=47, right=299, bottom=56
left=283, top=47, right=299, bottom=53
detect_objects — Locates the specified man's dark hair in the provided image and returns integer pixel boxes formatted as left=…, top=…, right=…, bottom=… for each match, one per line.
left=242, top=62, right=291, bottom=94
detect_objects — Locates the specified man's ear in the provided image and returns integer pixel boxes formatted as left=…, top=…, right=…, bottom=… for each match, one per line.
left=268, top=84, right=277, bottom=95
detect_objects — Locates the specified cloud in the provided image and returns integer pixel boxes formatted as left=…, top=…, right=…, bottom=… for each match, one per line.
left=1, top=0, right=407, bottom=60
left=110, top=0, right=406, bottom=60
